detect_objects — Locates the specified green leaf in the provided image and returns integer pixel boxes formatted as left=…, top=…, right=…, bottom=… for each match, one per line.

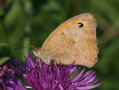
left=0, top=57, right=9, bottom=65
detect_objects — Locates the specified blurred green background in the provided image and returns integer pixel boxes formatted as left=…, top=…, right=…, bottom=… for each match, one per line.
left=0, top=0, right=119, bottom=89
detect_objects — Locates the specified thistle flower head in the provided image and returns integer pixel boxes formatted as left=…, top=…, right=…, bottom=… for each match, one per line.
left=11, top=53, right=101, bottom=90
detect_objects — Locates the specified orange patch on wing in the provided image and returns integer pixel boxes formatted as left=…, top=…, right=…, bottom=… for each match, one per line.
left=87, top=41, right=97, bottom=48
left=50, top=20, right=80, bottom=40
left=42, top=19, right=80, bottom=48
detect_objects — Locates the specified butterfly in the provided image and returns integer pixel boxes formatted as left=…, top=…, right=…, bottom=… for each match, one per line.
left=33, top=13, right=98, bottom=68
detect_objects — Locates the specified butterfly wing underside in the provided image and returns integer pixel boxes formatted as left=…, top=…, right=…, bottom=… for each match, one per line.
left=35, top=13, right=98, bottom=68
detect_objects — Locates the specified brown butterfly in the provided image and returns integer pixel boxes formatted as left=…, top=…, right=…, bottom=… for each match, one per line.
left=33, top=13, right=98, bottom=68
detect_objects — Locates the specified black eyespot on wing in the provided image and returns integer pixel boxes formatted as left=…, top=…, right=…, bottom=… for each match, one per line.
left=78, top=22, right=83, bottom=27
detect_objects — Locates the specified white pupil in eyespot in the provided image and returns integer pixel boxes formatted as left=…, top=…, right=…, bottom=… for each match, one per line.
left=78, top=22, right=83, bottom=27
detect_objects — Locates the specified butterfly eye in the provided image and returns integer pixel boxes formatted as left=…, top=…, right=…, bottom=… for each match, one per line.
left=78, top=22, right=83, bottom=27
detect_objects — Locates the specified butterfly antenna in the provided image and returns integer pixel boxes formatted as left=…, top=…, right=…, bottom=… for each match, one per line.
left=14, top=45, right=36, bottom=51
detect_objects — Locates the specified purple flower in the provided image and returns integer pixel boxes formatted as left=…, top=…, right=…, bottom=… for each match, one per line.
left=0, top=64, right=27, bottom=90
left=11, top=53, right=101, bottom=90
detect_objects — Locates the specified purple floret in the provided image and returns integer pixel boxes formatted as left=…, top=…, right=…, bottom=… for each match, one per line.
left=0, top=64, right=27, bottom=90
